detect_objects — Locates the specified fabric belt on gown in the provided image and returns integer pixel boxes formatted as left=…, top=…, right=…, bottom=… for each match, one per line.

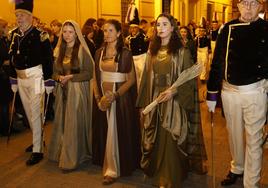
left=101, top=71, right=127, bottom=178
left=101, top=71, right=127, bottom=83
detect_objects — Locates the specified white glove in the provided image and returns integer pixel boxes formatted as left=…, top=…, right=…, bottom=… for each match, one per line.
left=44, top=79, right=55, bottom=94
left=9, top=77, right=18, bottom=93
left=206, top=100, right=216, bottom=113
left=45, top=86, right=54, bottom=94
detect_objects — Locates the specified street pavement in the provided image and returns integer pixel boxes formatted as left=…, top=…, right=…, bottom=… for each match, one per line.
left=1, top=98, right=268, bottom=188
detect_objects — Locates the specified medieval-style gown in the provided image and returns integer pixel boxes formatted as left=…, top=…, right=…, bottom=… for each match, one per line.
left=92, top=47, right=140, bottom=177
left=48, top=20, right=94, bottom=170
left=137, top=46, right=207, bottom=188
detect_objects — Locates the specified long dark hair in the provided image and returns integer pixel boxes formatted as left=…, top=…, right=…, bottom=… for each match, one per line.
left=179, top=26, right=194, bottom=41
left=103, top=19, right=125, bottom=62
left=149, top=13, right=182, bottom=56
left=56, top=22, right=80, bottom=74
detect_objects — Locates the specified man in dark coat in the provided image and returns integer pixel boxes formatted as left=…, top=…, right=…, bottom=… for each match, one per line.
left=9, top=0, right=53, bottom=166
left=206, top=0, right=268, bottom=187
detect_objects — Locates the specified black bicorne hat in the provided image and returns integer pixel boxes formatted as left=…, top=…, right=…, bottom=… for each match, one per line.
left=15, top=0, right=33, bottom=14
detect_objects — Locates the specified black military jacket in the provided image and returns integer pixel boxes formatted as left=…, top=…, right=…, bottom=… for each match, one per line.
left=196, top=35, right=211, bottom=49
left=210, top=29, right=219, bottom=41
left=9, top=26, right=53, bottom=80
left=207, top=18, right=268, bottom=93
left=129, top=32, right=149, bottom=56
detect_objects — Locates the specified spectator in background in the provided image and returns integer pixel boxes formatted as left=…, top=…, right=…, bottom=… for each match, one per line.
left=0, top=18, right=11, bottom=136
left=179, top=26, right=197, bottom=63
left=82, top=18, right=96, bottom=28
left=93, top=18, right=105, bottom=50
left=145, top=19, right=155, bottom=41
left=50, top=19, right=62, bottom=49
left=139, top=19, right=149, bottom=34
left=187, top=21, right=197, bottom=38
left=82, top=25, right=96, bottom=57
left=32, top=16, right=40, bottom=27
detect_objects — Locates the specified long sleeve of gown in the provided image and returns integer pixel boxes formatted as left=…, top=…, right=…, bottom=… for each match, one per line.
left=116, top=61, right=136, bottom=96
left=71, top=50, right=93, bottom=82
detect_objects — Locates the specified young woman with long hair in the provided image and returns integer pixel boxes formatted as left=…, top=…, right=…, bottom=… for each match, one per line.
left=137, top=13, right=207, bottom=188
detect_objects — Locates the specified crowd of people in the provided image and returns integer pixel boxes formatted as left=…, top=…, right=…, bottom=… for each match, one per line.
left=1, top=0, right=268, bottom=187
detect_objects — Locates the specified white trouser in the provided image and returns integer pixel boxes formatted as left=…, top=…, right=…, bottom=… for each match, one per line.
left=221, top=80, right=267, bottom=188
left=16, top=65, right=45, bottom=153
left=133, top=53, right=146, bottom=92
left=211, top=41, right=216, bottom=56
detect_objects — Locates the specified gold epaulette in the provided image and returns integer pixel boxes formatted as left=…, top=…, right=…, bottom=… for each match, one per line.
left=40, top=31, right=49, bottom=42
left=7, top=27, right=18, bottom=41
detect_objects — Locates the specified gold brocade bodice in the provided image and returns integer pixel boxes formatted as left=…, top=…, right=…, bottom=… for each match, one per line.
left=153, top=46, right=172, bottom=90
left=62, top=47, right=73, bottom=75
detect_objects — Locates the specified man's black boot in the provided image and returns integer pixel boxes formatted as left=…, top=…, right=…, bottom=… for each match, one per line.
left=26, top=152, right=43, bottom=166
left=221, top=171, right=243, bottom=186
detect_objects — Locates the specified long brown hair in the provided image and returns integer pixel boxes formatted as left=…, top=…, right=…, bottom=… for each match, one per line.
left=56, top=22, right=80, bottom=74
left=103, top=19, right=125, bottom=62
left=149, top=13, right=182, bottom=56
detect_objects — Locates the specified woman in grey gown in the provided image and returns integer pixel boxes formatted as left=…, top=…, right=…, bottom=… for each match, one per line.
left=48, top=20, right=94, bottom=170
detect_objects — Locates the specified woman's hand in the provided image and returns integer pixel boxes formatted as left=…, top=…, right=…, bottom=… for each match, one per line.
left=104, top=90, right=115, bottom=103
left=156, top=88, right=177, bottom=103
left=98, top=95, right=111, bottom=111
left=59, top=75, right=73, bottom=86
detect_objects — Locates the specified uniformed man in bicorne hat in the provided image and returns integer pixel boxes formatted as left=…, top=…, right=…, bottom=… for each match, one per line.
left=206, top=0, right=268, bottom=187
left=9, top=0, right=53, bottom=166
left=125, top=0, right=140, bottom=26
left=126, top=20, right=149, bottom=91
left=209, top=12, right=220, bottom=56
left=196, top=17, right=211, bottom=82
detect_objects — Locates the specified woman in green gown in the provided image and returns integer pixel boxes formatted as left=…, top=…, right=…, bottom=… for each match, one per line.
left=137, top=13, right=207, bottom=188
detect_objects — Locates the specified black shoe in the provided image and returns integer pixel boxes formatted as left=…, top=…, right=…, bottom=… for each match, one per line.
left=26, top=152, right=43, bottom=166
left=221, top=171, right=243, bottom=186
left=25, top=144, right=33, bottom=152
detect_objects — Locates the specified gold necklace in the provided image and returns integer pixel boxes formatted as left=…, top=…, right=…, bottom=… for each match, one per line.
left=157, top=47, right=168, bottom=62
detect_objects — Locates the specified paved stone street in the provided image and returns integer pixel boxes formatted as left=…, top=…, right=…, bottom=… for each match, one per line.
left=1, top=96, right=268, bottom=188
